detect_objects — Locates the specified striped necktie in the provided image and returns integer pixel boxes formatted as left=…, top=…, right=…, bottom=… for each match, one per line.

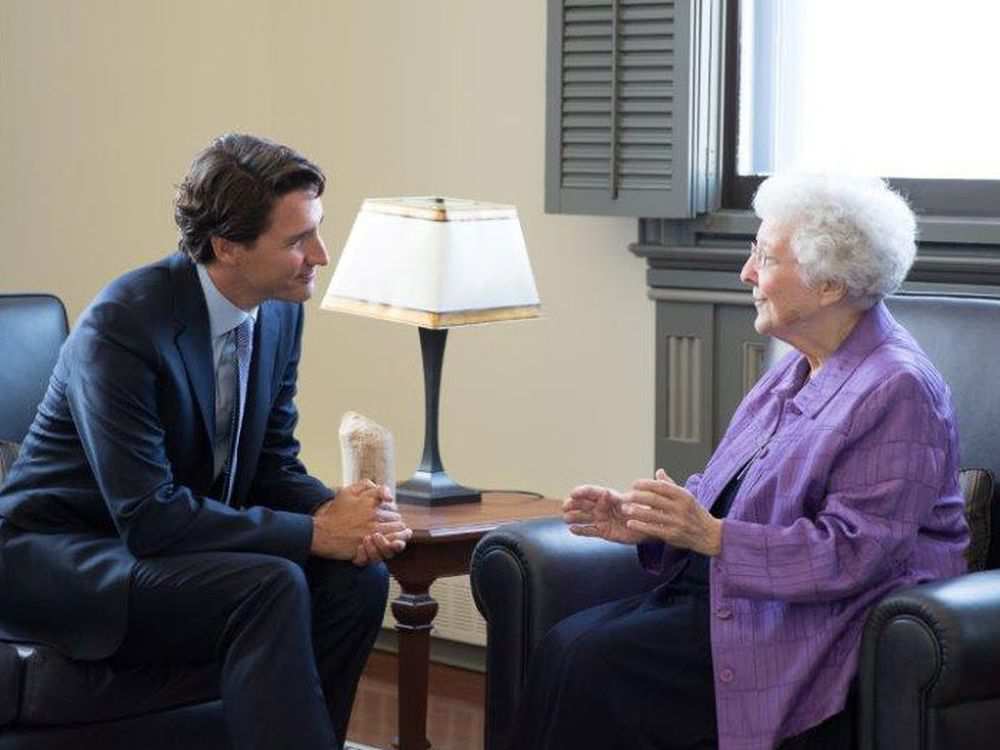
left=222, top=316, right=254, bottom=505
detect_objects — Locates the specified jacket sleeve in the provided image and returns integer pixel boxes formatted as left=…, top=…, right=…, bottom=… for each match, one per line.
left=716, top=371, right=968, bottom=603
left=247, top=305, right=335, bottom=516
left=66, top=299, right=314, bottom=562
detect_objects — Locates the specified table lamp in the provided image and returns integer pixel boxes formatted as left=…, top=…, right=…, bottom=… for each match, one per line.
left=321, top=196, right=541, bottom=506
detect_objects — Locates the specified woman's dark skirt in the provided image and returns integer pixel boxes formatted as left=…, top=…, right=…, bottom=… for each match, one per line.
left=506, top=580, right=855, bottom=750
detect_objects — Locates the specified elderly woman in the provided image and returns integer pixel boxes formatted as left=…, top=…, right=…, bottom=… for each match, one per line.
left=512, top=175, right=969, bottom=750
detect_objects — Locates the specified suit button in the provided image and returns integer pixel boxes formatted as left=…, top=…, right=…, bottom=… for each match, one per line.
left=720, top=668, right=735, bottom=683
left=757, top=446, right=769, bottom=458
left=716, top=606, right=733, bottom=619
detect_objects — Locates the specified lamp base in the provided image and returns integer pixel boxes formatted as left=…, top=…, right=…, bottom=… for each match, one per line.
left=397, top=470, right=482, bottom=507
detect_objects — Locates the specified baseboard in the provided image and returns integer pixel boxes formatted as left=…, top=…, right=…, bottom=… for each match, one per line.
left=374, top=628, right=486, bottom=673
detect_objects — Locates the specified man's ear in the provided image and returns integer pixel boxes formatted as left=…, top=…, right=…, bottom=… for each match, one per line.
left=210, top=236, right=240, bottom=266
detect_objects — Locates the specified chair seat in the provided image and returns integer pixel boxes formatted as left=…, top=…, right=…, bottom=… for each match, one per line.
left=3, top=642, right=219, bottom=728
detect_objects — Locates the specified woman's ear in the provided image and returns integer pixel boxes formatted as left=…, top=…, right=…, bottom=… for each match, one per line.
left=819, top=279, right=848, bottom=306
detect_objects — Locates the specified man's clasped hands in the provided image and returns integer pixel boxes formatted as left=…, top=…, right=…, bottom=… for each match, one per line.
left=311, top=480, right=413, bottom=565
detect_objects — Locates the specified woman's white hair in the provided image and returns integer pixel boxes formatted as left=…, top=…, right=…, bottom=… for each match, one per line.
left=752, top=174, right=917, bottom=307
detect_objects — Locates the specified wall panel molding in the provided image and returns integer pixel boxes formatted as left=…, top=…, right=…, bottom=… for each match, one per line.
left=666, top=335, right=702, bottom=443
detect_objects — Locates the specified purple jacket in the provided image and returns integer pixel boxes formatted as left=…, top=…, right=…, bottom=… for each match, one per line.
left=640, top=302, right=969, bottom=750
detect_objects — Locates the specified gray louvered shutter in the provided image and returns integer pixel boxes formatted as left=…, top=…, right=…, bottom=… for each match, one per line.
left=545, top=0, right=721, bottom=218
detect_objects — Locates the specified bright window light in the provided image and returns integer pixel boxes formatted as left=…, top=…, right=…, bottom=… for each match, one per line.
left=738, top=0, right=1000, bottom=179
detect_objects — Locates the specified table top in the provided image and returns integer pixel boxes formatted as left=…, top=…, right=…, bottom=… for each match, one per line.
left=398, top=491, right=563, bottom=543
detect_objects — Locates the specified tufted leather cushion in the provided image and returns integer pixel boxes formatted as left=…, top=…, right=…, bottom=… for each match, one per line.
left=961, top=468, right=994, bottom=572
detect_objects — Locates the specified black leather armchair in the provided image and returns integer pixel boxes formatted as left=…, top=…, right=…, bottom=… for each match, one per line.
left=0, top=294, right=228, bottom=749
left=471, top=294, right=1000, bottom=750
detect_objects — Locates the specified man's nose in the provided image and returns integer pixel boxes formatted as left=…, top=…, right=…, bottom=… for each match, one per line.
left=308, top=236, right=329, bottom=267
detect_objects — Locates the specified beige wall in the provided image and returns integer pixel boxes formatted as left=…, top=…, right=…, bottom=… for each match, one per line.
left=0, top=0, right=653, bottom=499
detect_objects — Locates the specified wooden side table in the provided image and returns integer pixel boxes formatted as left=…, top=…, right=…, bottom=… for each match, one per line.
left=385, top=491, right=562, bottom=750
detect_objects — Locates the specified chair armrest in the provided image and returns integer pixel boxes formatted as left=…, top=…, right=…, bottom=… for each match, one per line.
left=470, top=517, right=659, bottom=750
left=858, top=570, right=1000, bottom=750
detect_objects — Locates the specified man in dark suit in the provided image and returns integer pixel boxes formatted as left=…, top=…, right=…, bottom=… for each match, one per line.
left=0, top=133, right=411, bottom=749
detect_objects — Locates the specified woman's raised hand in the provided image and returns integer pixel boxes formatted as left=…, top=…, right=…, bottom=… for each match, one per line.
left=563, top=484, right=650, bottom=545
left=623, top=469, right=723, bottom=556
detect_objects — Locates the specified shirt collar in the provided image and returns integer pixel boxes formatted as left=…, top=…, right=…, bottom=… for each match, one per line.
left=195, top=262, right=258, bottom=339
left=782, top=301, right=899, bottom=418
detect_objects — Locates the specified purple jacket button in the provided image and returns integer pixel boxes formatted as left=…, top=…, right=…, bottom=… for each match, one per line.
left=716, top=606, right=733, bottom=619
left=720, top=668, right=735, bottom=683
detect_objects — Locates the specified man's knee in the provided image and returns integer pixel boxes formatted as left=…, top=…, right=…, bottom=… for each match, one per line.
left=169, top=555, right=316, bottom=661
left=356, top=562, right=390, bottom=621
left=249, top=556, right=312, bottom=613
left=307, top=560, right=389, bottom=630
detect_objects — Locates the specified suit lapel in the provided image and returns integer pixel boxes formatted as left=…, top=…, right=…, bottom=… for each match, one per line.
left=168, top=254, right=216, bottom=451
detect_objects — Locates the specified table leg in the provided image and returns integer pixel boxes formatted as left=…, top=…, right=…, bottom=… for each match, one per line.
left=391, top=581, right=438, bottom=750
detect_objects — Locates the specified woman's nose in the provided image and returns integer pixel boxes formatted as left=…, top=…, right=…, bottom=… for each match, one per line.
left=739, top=254, right=756, bottom=286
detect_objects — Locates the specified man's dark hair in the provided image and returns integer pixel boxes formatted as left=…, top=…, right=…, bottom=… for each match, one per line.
left=174, top=133, right=326, bottom=263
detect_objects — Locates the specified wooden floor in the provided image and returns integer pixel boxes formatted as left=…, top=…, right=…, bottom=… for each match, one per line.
left=346, top=649, right=486, bottom=750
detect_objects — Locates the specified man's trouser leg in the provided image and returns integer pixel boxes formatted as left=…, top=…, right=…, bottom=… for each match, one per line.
left=306, top=557, right=390, bottom=743
left=113, top=552, right=340, bottom=750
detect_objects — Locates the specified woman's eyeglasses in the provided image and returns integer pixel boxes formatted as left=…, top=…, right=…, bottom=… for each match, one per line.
left=749, top=241, right=779, bottom=270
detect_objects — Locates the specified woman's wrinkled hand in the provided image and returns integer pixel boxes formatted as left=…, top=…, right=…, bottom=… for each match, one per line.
left=562, top=484, right=650, bottom=545
left=622, top=469, right=723, bottom=556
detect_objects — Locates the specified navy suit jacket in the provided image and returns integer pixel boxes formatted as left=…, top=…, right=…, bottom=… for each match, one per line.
left=0, top=253, right=333, bottom=659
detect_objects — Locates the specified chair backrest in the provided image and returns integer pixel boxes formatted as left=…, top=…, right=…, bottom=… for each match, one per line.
left=0, top=294, right=69, bottom=444
left=766, top=293, right=1000, bottom=567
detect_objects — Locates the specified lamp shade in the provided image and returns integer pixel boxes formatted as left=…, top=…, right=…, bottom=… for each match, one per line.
left=321, top=196, right=541, bottom=328
left=320, top=196, right=540, bottom=506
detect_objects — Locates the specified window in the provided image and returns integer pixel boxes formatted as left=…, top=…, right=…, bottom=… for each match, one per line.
left=724, top=0, right=1000, bottom=216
